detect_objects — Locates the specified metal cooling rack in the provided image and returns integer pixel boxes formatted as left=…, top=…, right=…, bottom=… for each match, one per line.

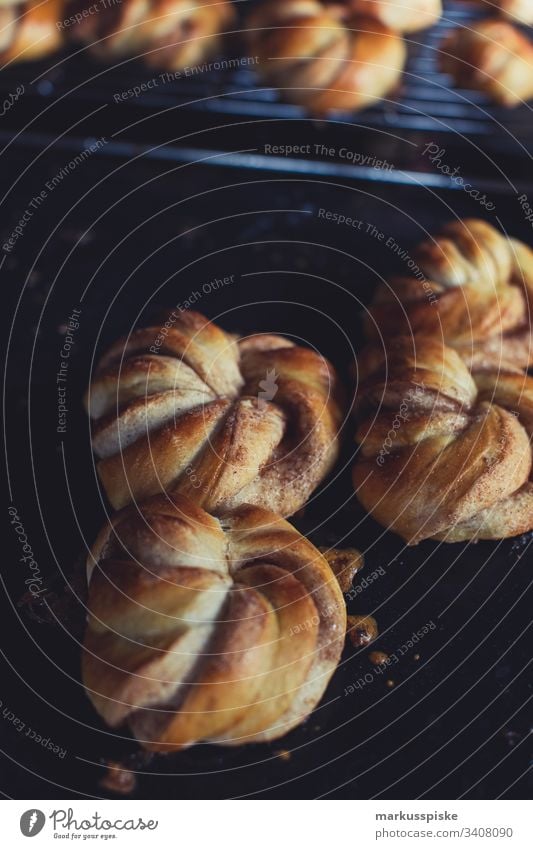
left=0, top=1, right=530, bottom=187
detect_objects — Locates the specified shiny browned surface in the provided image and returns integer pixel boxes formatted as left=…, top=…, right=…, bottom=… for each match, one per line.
left=83, top=493, right=348, bottom=751
left=245, top=0, right=406, bottom=113
left=85, top=311, right=345, bottom=516
left=353, top=334, right=533, bottom=543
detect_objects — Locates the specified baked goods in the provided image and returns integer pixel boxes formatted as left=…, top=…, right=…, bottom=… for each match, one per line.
left=245, top=0, right=407, bottom=113
left=440, top=19, right=533, bottom=106
left=0, top=0, right=66, bottom=65
left=84, top=311, right=344, bottom=515
left=347, top=0, right=442, bottom=33
left=68, top=0, right=235, bottom=71
left=481, top=0, right=533, bottom=26
left=83, top=493, right=347, bottom=750
left=353, top=334, right=533, bottom=543
left=366, top=219, right=533, bottom=370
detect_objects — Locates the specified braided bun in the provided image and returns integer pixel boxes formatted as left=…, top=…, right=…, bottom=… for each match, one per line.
left=245, top=0, right=406, bottom=113
left=84, top=311, right=344, bottom=516
left=69, top=0, right=235, bottom=71
left=353, top=335, right=533, bottom=543
left=83, top=493, right=347, bottom=750
left=367, top=219, right=533, bottom=371
left=440, top=19, right=533, bottom=107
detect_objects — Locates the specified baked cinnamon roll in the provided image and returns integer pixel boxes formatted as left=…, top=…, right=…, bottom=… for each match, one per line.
left=245, top=0, right=406, bottom=113
left=440, top=19, right=533, bottom=106
left=366, top=219, right=533, bottom=371
left=83, top=493, right=348, bottom=749
left=84, top=311, right=344, bottom=516
left=68, top=0, right=235, bottom=71
left=353, top=334, right=533, bottom=543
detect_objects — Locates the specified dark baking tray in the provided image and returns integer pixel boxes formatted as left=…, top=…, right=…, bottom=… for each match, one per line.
left=2, top=134, right=532, bottom=799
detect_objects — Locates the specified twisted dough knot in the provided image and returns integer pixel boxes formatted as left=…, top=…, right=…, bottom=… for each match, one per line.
left=83, top=493, right=347, bottom=750
left=353, top=335, right=533, bottom=543
left=85, top=311, right=344, bottom=516
left=69, top=0, right=235, bottom=71
left=0, top=0, right=65, bottom=65
left=367, top=219, right=533, bottom=370
left=440, top=19, right=533, bottom=107
left=245, top=0, right=406, bottom=113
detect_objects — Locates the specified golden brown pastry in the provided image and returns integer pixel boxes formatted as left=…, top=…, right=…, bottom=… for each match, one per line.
left=83, top=493, right=348, bottom=750
left=68, top=0, right=235, bottom=71
left=479, top=0, right=533, bottom=26
left=353, top=334, right=533, bottom=543
left=347, top=0, right=442, bottom=33
left=0, top=0, right=66, bottom=65
left=440, top=19, right=533, bottom=106
left=245, top=0, right=406, bottom=113
left=84, top=311, right=344, bottom=516
left=367, top=219, right=533, bottom=370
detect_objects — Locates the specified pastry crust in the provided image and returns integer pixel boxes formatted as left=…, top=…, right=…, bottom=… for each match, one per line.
left=84, top=311, right=344, bottom=516
left=83, top=493, right=348, bottom=750
left=440, top=18, right=533, bottom=106
left=480, top=0, right=533, bottom=26
left=353, top=335, right=533, bottom=543
left=69, top=0, right=235, bottom=70
left=347, top=0, right=442, bottom=33
left=0, top=0, right=65, bottom=65
left=245, top=0, right=407, bottom=113
left=367, top=219, right=533, bottom=370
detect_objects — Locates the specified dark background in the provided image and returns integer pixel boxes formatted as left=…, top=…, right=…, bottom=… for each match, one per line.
left=2, top=0, right=532, bottom=799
